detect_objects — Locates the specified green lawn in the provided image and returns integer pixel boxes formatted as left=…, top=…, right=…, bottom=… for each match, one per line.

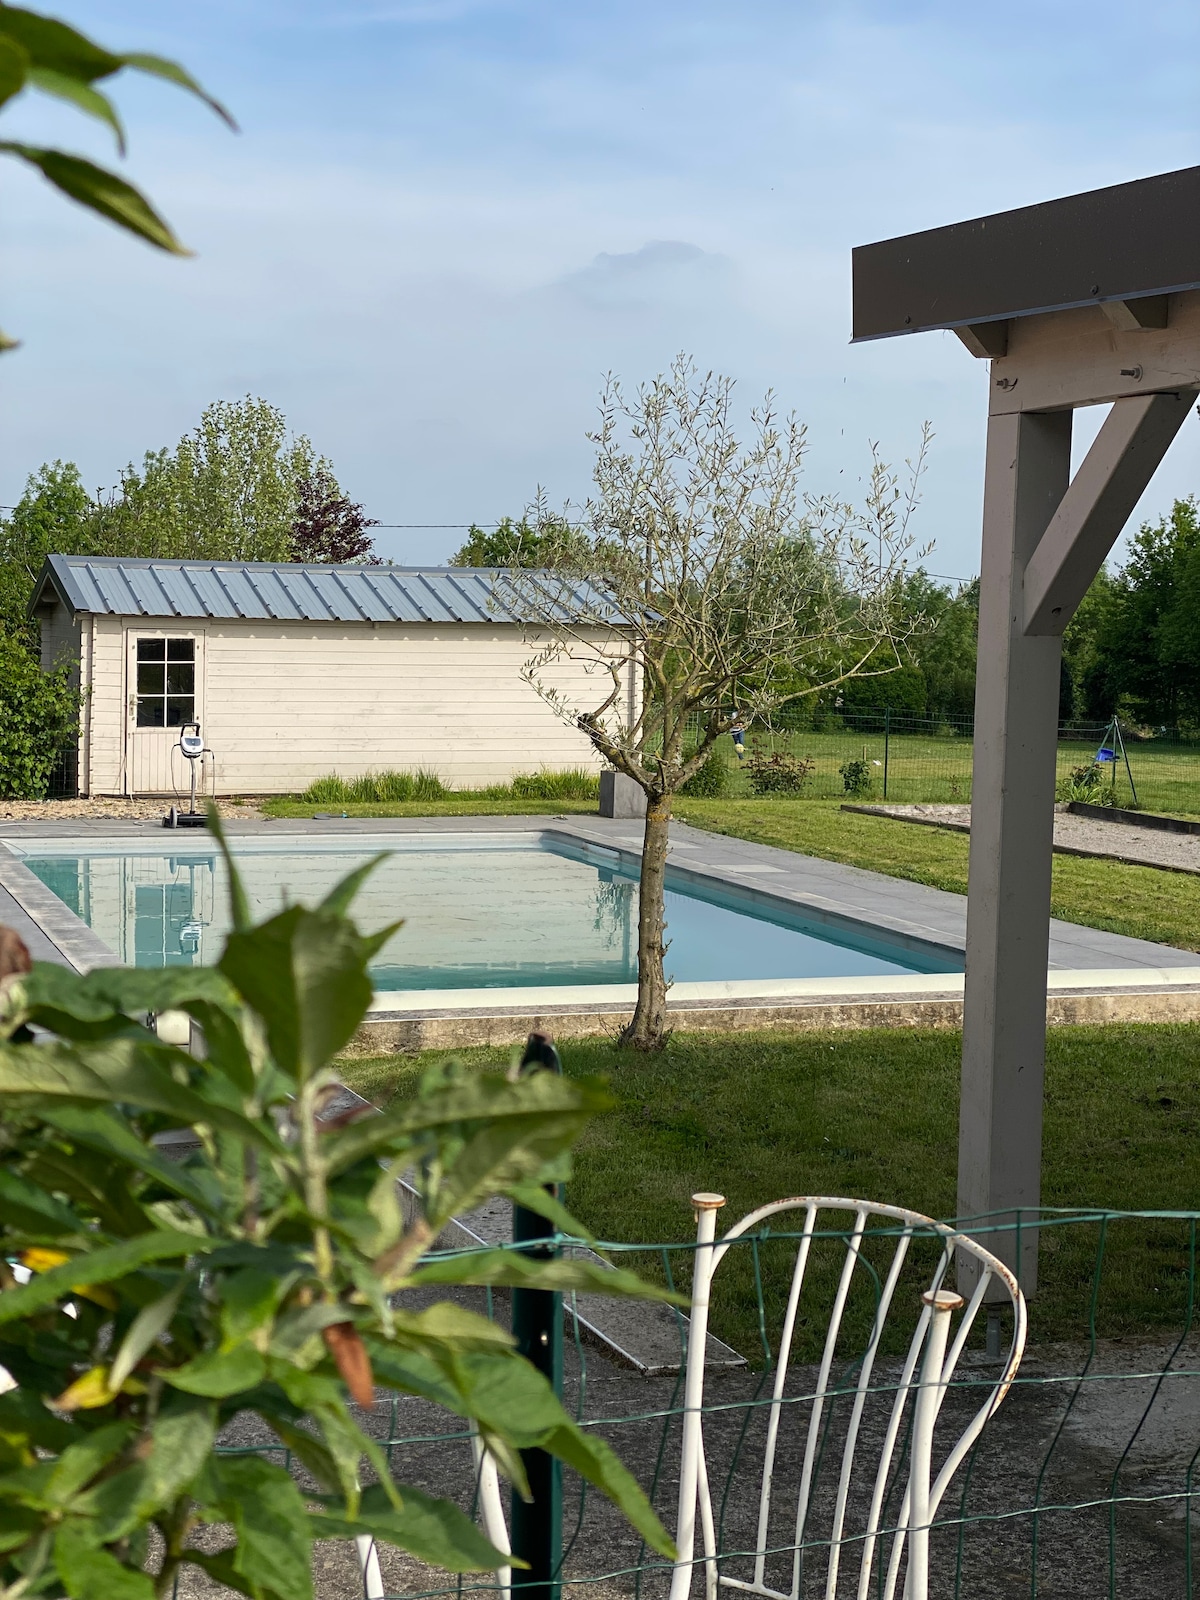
left=343, top=1024, right=1200, bottom=1355
left=723, top=728, right=1200, bottom=813
left=673, top=798, right=1200, bottom=952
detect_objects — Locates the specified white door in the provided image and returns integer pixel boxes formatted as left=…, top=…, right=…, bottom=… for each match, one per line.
left=125, top=632, right=205, bottom=796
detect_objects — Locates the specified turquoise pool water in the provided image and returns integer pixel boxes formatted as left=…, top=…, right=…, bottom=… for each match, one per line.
left=16, top=834, right=959, bottom=989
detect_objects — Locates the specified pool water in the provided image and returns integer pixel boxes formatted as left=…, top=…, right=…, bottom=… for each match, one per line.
left=16, top=834, right=959, bottom=989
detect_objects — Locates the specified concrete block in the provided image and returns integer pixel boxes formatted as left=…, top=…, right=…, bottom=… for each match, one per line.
left=599, top=771, right=647, bottom=819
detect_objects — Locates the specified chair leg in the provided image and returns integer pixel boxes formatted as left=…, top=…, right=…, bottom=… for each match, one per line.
left=905, top=1289, right=963, bottom=1600
left=355, top=1533, right=384, bottom=1599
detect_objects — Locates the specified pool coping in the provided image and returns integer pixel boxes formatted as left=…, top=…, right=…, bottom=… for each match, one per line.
left=3, top=815, right=1199, bottom=1042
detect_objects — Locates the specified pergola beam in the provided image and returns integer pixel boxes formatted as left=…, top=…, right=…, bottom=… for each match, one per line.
left=852, top=164, right=1200, bottom=1297
left=1022, top=390, right=1198, bottom=637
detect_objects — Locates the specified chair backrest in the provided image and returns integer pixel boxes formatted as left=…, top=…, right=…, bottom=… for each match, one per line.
left=669, top=1194, right=1026, bottom=1600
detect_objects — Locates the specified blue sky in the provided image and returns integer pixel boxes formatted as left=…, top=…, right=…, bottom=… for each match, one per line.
left=0, top=0, right=1197, bottom=575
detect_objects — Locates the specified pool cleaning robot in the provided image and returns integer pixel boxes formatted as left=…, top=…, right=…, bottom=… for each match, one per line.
left=163, top=722, right=211, bottom=830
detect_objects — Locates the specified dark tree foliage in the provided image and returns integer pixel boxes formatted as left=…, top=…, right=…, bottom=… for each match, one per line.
left=450, top=515, right=589, bottom=569
left=289, top=472, right=380, bottom=564
left=0, top=461, right=95, bottom=644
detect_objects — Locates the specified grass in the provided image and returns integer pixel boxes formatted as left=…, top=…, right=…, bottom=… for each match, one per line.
left=723, top=729, right=1200, bottom=814
left=342, top=1023, right=1200, bottom=1356
left=673, top=798, right=1200, bottom=952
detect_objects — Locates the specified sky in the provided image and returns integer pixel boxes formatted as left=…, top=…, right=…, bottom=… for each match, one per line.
left=0, top=0, right=1197, bottom=578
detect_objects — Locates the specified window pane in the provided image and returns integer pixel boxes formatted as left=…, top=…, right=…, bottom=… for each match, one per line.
left=138, top=639, right=165, bottom=661
left=137, top=663, right=165, bottom=695
left=166, top=696, right=194, bottom=727
left=166, top=639, right=194, bottom=662
left=165, top=663, right=194, bottom=695
left=137, top=698, right=166, bottom=727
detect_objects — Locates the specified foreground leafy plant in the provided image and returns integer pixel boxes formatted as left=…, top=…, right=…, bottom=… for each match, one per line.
left=0, top=814, right=675, bottom=1598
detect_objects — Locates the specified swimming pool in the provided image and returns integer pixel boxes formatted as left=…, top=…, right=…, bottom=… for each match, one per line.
left=12, top=833, right=961, bottom=990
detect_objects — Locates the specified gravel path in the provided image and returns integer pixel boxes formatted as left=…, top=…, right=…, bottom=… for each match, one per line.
left=851, top=803, right=1200, bottom=875
left=0, top=797, right=265, bottom=822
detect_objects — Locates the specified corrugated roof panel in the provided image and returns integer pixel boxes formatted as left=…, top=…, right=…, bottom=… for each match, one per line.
left=36, top=554, right=620, bottom=626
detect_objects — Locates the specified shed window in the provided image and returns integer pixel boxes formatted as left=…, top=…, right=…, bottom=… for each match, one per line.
left=136, top=638, right=195, bottom=727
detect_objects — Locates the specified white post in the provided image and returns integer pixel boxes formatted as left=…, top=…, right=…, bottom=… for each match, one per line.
left=355, top=1534, right=384, bottom=1599
left=959, top=408, right=1073, bottom=1295
left=905, top=1288, right=963, bottom=1600
left=668, top=1192, right=726, bottom=1600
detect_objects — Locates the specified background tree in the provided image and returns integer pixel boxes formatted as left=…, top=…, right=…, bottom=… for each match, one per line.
left=104, top=397, right=334, bottom=563
left=0, top=460, right=94, bottom=643
left=517, top=358, right=929, bottom=1049
left=451, top=514, right=591, bottom=568
left=290, top=468, right=379, bottom=563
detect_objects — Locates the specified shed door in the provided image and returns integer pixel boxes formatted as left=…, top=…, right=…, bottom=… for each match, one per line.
left=125, top=633, right=204, bottom=795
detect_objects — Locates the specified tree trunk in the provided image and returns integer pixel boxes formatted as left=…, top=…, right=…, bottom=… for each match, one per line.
left=620, top=794, right=671, bottom=1050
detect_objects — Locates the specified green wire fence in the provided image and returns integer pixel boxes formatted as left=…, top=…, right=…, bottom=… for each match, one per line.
left=191, top=1208, right=1200, bottom=1600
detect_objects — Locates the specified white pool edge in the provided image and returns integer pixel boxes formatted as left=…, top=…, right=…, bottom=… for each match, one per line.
left=365, top=965, right=1200, bottom=1015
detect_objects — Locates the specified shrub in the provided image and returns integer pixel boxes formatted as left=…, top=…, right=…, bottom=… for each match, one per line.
left=0, top=814, right=675, bottom=1594
left=506, top=768, right=600, bottom=801
left=746, top=752, right=815, bottom=796
left=839, top=757, right=874, bottom=797
left=1056, top=763, right=1125, bottom=805
left=302, top=769, right=448, bottom=805
left=0, top=635, right=80, bottom=799
left=679, top=747, right=730, bottom=798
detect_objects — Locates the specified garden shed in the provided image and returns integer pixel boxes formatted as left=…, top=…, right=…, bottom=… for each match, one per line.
left=30, top=555, right=627, bottom=797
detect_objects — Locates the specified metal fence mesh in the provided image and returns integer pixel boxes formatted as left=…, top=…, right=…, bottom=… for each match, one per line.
left=177, top=1208, right=1200, bottom=1599
left=690, top=710, right=1200, bottom=814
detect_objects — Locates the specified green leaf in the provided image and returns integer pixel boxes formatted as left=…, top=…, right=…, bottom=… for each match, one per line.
left=0, top=1036, right=280, bottom=1152
left=323, top=1070, right=612, bottom=1177
left=0, top=35, right=29, bottom=108
left=315, top=853, right=390, bottom=918
left=219, top=1269, right=289, bottom=1346
left=17, top=959, right=237, bottom=1028
left=0, top=142, right=190, bottom=253
left=162, top=1344, right=265, bottom=1397
left=35, top=1105, right=216, bottom=1214
left=313, top=1481, right=510, bottom=1572
left=54, top=1523, right=156, bottom=1600
left=27, top=69, right=125, bottom=152
left=0, top=8, right=120, bottom=81
left=134, top=1398, right=216, bottom=1517
left=390, top=1301, right=516, bottom=1352
left=507, top=1182, right=596, bottom=1243
left=108, top=1281, right=183, bottom=1392
left=209, top=1454, right=314, bottom=1600
left=46, top=1421, right=134, bottom=1504
left=455, top=1350, right=676, bottom=1558
left=220, top=905, right=395, bottom=1084
left=119, top=52, right=236, bottom=129
left=208, top=808, right=252, bottom=934
left=0, top=1165, right=84, bottom=1237
left=0, top=1231, right=212, bottom=1325
left=405, top=1249, right=685, bottom=1303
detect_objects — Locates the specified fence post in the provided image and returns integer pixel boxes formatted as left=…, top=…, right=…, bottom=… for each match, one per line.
left=883, top=707, right=890, bottom=799
left=511, top=1033, right=564, bottom=1600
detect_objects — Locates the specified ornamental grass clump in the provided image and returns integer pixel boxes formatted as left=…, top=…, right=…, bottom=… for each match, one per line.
left=0, top=811, right=674, bottom=1599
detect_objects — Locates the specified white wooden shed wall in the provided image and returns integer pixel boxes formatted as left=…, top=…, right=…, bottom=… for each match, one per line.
left=44, top=614, right=627, bottom=797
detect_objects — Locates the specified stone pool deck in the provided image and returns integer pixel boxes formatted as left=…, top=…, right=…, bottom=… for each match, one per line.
left=2, top=812, right=1199, bottom=1046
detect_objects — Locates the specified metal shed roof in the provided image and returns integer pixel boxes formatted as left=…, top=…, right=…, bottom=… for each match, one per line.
left=32, top=555, right=620, bottom=627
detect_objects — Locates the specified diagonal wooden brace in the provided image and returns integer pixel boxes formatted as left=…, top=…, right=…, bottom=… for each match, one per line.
left=1023, top=389, right=1198, bottom=637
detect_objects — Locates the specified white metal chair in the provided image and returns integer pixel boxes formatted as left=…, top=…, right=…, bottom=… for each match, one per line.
left=355, top=1424, right=511, bottom=1599
left=668, top=1193, right=1026, bottom=1600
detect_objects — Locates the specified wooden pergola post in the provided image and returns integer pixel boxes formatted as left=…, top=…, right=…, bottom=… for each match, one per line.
left=853, top=167, right=1200, bottom=1291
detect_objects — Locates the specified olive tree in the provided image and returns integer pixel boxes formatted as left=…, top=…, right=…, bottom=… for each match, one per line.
left=517, top=357, right=930, bottom=1050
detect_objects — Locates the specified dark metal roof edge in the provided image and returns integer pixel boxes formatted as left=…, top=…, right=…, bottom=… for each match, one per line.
left=849, top=279, right=1200, bottom=344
